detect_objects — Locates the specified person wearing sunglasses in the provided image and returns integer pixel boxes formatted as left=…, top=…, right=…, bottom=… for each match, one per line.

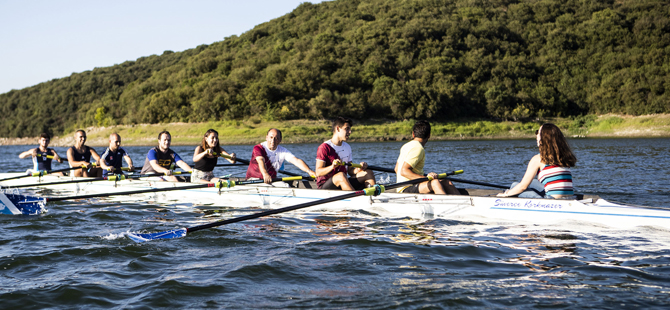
left=497, top=123, right=577, bottom=199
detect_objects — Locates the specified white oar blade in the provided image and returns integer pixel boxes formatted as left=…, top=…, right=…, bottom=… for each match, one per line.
left=128, top=228, right=187, bottom=243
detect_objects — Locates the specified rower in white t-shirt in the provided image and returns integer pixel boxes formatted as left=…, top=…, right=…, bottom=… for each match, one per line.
left=246, top=128, right=316, bottom=184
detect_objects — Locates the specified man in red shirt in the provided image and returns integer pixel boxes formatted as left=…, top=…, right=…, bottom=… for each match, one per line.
left=315, top=117, right=375, bottom=190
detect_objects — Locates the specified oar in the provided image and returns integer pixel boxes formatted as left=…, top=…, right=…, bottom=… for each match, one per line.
left=231, top=175, right=311, bottom=185
left=127, top=170, right=464, bottom=242
left=346, top=163, right=510, bottom=190
left=445, top=178, right=508, bottom=189
left=46, top=155, right=68, bottom=162
left=214, top=163, right=248, bottom=167
left=4, top=171, right=191, bottom=189
left=344, top=162, right=394, bottom=173
left=0, top=166, right=86, bottom=183
left=217, top=153, right=306, bottom=177
left=40, top=175, right=303, bottom=203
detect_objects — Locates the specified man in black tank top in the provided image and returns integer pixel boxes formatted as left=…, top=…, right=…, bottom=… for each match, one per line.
left=67, top=130, right=102, bottom=177
left=19, top=133, right=64, bottom=176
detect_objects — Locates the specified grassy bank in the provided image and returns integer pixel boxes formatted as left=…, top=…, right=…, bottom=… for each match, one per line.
left=2, top=114, right=670, bottom=147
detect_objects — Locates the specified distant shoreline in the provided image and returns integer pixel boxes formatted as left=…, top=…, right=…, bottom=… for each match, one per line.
left=1, top=114, right=669, bottom=147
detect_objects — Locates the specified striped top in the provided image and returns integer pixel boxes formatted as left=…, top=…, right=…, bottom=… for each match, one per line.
left=537, top=164, right=573, bottom=197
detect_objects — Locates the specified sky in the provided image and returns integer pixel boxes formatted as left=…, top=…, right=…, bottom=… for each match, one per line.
left=0, top=0, right=328, bottom=95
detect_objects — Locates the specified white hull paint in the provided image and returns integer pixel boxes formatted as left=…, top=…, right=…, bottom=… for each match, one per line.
left=2, top=173, right=669, bottom=229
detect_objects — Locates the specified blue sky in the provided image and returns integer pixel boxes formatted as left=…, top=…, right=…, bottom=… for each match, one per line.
left=0, top=0, right=327, bottom=94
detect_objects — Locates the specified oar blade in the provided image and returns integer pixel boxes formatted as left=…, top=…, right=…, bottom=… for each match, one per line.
left=128, top=228, right=187, bottom=243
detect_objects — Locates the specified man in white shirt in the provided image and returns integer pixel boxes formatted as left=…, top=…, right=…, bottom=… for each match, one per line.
left=246, top=128, right=316, bottom=183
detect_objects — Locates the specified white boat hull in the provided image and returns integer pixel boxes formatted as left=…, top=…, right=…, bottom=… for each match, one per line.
left=2, top=173, right=669, bottom=229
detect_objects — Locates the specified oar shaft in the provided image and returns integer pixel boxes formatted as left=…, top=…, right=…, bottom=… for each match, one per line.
left=0, top=166, right=86, bottom=183
left=445, top=178, right=508, bottom=189
left=188, top=190, right=363, bottom=233
left=47, top=183, right=215, bottom=202
left=232, top=176, right=308, bottom=186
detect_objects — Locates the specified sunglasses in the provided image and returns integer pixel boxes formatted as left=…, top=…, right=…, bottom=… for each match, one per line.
left=535, top=130, right=539, bottom=135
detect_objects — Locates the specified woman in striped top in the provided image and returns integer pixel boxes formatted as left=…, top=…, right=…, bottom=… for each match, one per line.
left=497, top=123, right=577, bottom=199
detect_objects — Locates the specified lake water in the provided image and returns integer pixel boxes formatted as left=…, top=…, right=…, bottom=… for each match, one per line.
left=1, top=138, right=670, bottom=308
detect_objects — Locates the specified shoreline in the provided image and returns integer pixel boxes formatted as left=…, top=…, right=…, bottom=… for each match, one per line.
left=1, top=114, right=669, bottom=147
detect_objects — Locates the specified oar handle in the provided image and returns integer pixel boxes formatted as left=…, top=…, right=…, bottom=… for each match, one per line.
left=215, top=153, right=250, bottom=164
left=230, top=175, right=310, bottom=186
left=343, top=162, right=396, bottom=174
left=105, top=167, right=138, bottom=172
left=46, top=155, right=68, bottom=162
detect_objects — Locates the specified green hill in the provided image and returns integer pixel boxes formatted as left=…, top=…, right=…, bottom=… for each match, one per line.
left=1, top=0, right=669, bottom=138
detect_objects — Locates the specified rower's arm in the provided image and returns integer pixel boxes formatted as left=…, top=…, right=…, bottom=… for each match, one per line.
left=315, top=159, right=334, bottom=177
left=288, top=157, right=316, bottom=177
left=50, top=149, right=63, bottom=163
left=176, top=160, right=192, bottom=173
left=124, top=155, right=134, bottom=169
left=219, top=148, right=236, bottom=163
left=99, top=158, right=112, bottom=170
left=255, top=156, right=273, bottom=183
left=501, top=154, right=542, bottom=197
left=90, top=148, right=101, bottom=164
left=192, top=146, right=208, bottom=163
left=19, top=149, right=36, bottom=159
left=398, top=161, right=424, bottom=180
left=149, top=160, right=170, bottom=175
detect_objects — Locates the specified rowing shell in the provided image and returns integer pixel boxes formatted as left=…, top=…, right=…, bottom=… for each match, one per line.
left=1, top=173, right=670, bottom=229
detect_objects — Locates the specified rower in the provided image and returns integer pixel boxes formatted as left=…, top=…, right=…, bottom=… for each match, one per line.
left=191, top=129, right=236, bottom=183
left=140, top=131, right=192, bottom=182
left=394, top=120, right=460, bottom=195
left=246, top=128, right=316, bottom=184
left=315, top=117, right=375, bottom=190
left=66, top=130, right=102, bottom=177
left=18, top=133, right=64, bottom=176
left=99, top=133, right=134, bottom=177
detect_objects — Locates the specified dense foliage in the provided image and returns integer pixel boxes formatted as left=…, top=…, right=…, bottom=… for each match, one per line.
left=1, top=0, right=669, bottom=137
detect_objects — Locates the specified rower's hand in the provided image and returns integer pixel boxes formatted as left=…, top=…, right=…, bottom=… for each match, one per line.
left=82, top=162, right=91, bottom=169
left=262, top=172, right=272, bottom=184
left=128, top=165, right=134, bottom=171
left=360, top=162, right=368, bottom=170
left=332, top=159, right=342, bottom=169
left=230, top=153, right=236, bottom=164
left=308, top=170, right=316, bottom=179
left=164, top=170, right=173, bottom=176
left=497, top=190, right=509, bottom=197
left=54, top=155, right=63, bottom=163
left=206, top=148, right=213, bottom=156
left=427, top=172, right=438, bottom=180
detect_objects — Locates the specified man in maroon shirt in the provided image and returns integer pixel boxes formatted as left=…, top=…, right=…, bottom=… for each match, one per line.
left=314, top=117, right=375, bottom=190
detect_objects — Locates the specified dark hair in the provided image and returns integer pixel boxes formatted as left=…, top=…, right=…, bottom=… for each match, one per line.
left=157, top=130, right=171, bottom=140
left=267, top=128, right=282, bottom=140
left=75, top=129, right=86, bottom=136
left=39, top=133, right=50, bottom=140
left=157, top=130, right=171, bottom=148
left=539, top=123, right=577, bottom=167
left=332, top=117, right=353, bottom=132
left=200, top=129, right=222, bottom=153
left=413, top=121, right=431, bottom=139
